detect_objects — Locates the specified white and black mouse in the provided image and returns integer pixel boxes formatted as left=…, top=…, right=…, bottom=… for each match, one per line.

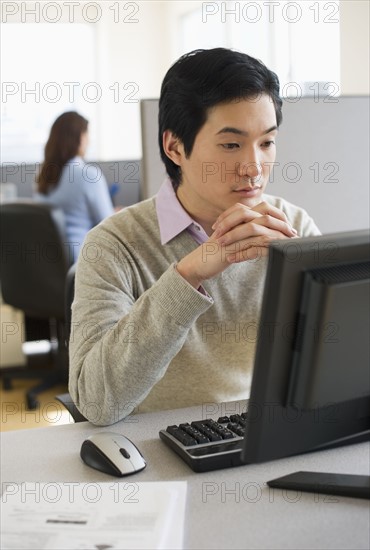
left=80, top=432, right=146, bottom=477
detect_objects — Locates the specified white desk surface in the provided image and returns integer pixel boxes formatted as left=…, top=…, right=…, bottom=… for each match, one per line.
left=1, top=402, right=369, bottom=550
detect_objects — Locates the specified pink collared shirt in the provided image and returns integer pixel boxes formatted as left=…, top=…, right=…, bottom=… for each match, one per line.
left=156, top=178, right=209, bottom=245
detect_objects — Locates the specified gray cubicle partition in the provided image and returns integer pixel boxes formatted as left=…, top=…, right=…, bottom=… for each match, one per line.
left=96, top=160, right=141, bottom=206
left=140, top=99, right=167, bottom=200
left=140, top=97, right=370, bottom=234
left=0, top=160, right=141, bottom=207
left=0, top=163, right=38, bottom=199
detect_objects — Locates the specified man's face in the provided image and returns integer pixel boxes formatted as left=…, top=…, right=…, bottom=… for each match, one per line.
left=175, top=94, right=278, bottom=229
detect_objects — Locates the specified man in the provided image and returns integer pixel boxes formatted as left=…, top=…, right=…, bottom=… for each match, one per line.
left=69, top=48, right=320, bottom=425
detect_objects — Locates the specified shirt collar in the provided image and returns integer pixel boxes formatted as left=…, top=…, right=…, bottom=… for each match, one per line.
left=156, top=178, right=208, bottom=245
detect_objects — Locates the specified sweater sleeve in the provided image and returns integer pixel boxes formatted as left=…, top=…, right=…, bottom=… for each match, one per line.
left=68, top=230, right=213, bottom=426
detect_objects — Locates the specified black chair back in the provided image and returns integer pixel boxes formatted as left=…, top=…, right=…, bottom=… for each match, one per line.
left=57, top=262, right=87, bottom=422
left=65, top=262, right=77, bottom=342
left=0, top=201, right=73, bottom=409
left=1, top=201, right=71, bottom=319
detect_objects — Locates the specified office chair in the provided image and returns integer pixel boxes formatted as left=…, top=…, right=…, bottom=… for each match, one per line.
left=0, top=201, right=72, bottom=409
left=55, top=262, right=87, bottom=423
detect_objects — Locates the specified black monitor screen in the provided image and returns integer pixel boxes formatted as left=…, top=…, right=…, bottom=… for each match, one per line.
left=243, top=229, right=370, bottom=464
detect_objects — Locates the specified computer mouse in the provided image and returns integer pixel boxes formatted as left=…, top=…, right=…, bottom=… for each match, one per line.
left=80, top=432, right=146, bottom=477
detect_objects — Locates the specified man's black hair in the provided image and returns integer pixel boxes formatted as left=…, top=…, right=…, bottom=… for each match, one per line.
left=158, top=48, right=283, bottom=191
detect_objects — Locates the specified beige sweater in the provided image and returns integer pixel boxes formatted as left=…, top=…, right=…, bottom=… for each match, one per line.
left=69, top=194, right=320, bottom=425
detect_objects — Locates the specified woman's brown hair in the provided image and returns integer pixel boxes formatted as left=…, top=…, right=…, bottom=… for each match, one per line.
left=37, top=111, right=88, bottom=194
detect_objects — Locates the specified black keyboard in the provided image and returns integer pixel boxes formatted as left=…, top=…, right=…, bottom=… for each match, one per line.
left=159, top=413, right=248, bottom=472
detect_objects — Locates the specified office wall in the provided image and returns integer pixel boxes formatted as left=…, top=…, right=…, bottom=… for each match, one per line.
left=140, top=96, right=370, bottom=234
left=95, top=2, right=171, bottom=161
left=340, top=1, right=370, bottom=95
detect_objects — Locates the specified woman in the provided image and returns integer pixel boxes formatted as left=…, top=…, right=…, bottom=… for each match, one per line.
left=36, top=111, right=114, bottom=261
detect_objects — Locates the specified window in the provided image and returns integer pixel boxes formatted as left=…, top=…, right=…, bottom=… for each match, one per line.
left=180, top=1, right=340, bottom=98
left=1, top=23, right=98, bottom=163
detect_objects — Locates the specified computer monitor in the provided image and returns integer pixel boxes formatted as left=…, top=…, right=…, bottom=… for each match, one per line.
left=242, top=229, right=370, bottom=464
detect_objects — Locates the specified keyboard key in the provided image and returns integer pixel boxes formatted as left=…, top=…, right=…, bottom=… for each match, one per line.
left=181, top=425, right=210, bottom=444
left=227, top=422, right=243, bottom=436
left=191, top=421, right=223, bottom=441
left=219, top=429, right=235, bottom=440
left=166, top=425, right=197, bottom=446
left=207, top=420, right=236, bottom=440
left=229, top=414, right=242, bottom=423
left=228, top=414, right=247, bottom=429
left=207, top=420, right=223, bottom=430
left=205, top=430, right=223, bottom=442
left=217, top=416, right=230, bottom=424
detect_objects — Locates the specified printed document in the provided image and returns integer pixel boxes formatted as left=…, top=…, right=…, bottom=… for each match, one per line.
left=1, top=481, right=187, bottom=549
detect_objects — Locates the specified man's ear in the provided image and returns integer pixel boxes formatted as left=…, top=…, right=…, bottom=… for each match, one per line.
left=162, top=130, right=184, bottom=166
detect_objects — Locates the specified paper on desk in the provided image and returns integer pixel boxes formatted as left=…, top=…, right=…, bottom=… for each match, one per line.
left=0, top=481, right=187, bottom=550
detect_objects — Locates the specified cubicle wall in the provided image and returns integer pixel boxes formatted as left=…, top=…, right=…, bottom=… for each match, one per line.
left=96, top=160, right=141, bottom=206
left=140, top=99, right=167, bottom=200
left=140, top=97, right=370, bottom=234
left=0, top=160, right=141, bottom=207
